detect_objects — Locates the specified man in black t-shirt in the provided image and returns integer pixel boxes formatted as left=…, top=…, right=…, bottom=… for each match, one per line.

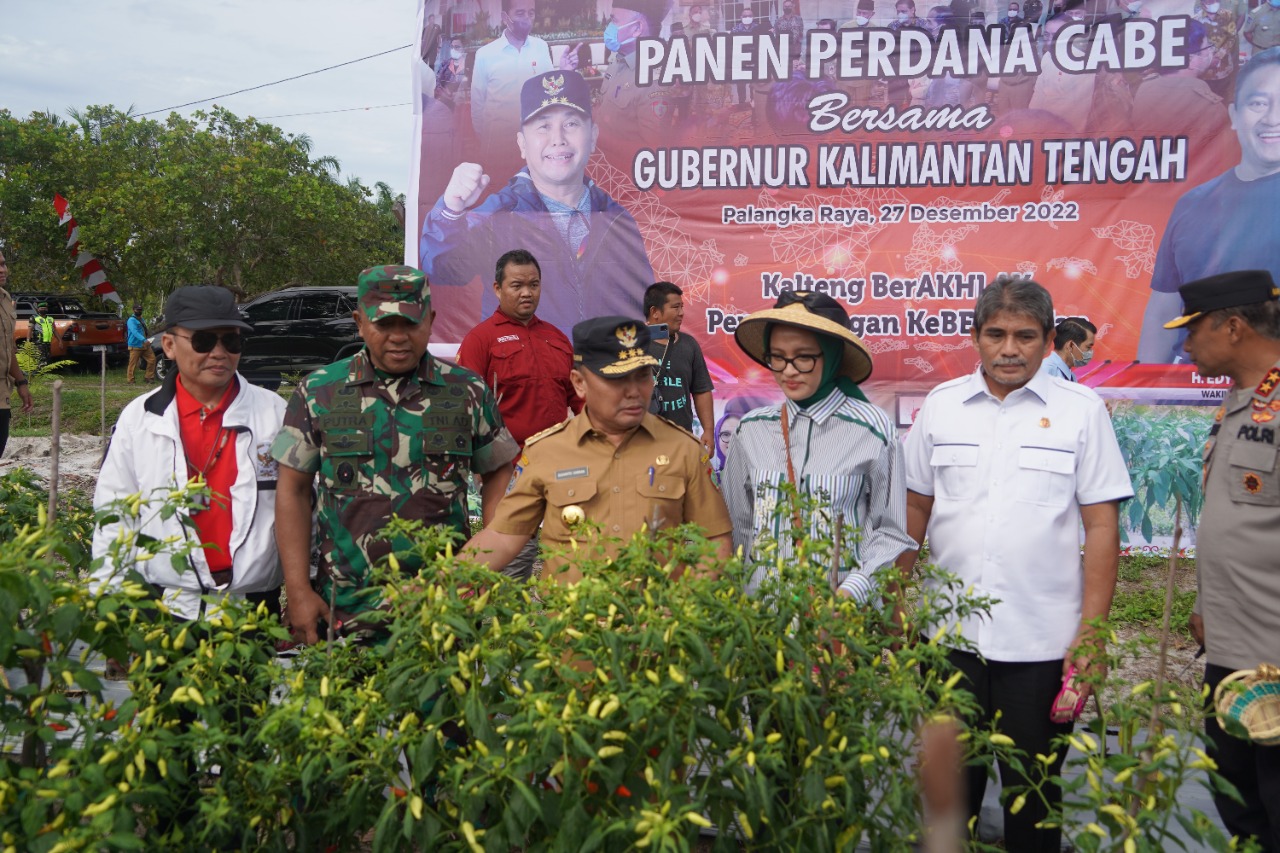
left=644, top=282, right=715, bottom=451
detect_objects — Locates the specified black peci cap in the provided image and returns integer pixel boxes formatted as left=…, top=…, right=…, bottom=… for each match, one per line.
left=521, top=71, right=593, bottom=125
left=572, top=316, right=660, bottom=376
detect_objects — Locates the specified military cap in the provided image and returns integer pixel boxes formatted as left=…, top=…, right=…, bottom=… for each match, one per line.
left=521, top=71, right=593, bottom=125
left=1163, top=270, right=1280, bottom=329
left=573, top=316, right=660, bottom=376
left=357, top=265, right=430, bottom=324
left=158, top=286, right=252, bottom=332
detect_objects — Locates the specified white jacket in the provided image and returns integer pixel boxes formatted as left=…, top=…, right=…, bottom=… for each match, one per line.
left=91, top=374, right=286, bottom=619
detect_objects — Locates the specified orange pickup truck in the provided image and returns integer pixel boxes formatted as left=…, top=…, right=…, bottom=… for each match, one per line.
left=12, top=292, right=128, bottom=362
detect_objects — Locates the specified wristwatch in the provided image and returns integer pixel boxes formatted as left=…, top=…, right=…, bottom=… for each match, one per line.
left=13, top=377, right=28, bottom=387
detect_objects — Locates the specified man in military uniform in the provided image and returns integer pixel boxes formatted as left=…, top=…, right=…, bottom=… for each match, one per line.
left=464, top=316, right=732, bottom=584
left=274, top=266, right=519, bottom=644
left=1165, top=270, right=1280, bottom=852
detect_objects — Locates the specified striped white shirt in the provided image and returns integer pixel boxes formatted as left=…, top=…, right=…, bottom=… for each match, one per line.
left=722, top=388, right=915, bottom=602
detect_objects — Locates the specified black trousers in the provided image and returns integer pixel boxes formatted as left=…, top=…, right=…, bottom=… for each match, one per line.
left=0, top=408, right=10, bottom=459
left=946, top=649, right=1073, bottom=853
left=1204, top=663, right=1280, bottom=853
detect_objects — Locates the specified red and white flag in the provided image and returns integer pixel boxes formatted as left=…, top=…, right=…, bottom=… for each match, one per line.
left=52, top=193, right=122, bottom=306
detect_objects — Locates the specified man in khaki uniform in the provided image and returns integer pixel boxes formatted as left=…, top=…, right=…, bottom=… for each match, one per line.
left=1166, top=269, right=1280, bottom=852
left=464, top=316, right=732, bottom=584
left=0, top=250, right=35, bottom=458
left=592, top=0, right=676, bottom=148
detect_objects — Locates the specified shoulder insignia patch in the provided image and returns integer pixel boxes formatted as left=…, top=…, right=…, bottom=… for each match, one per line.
left=525, top=419, right=570, bottom=447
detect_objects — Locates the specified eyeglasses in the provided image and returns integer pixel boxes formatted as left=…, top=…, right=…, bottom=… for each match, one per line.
left=170, top=330, right=244, bottom=354
left=765, top=352, right=822, bottom=373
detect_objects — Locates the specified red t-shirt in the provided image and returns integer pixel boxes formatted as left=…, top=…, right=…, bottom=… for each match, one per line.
left=456, top=310, right=581, bottom=447
left=175, top=377, right=240, bottom=584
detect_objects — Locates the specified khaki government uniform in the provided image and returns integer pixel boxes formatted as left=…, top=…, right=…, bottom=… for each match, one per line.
left=1196, top=358, right=1280, bottom=672
left=1245, top=3, right=1280, bottom=50
left=491, top=410, right=732, bottom=585
left=596, top=53, right=676, bottom=149
left=0, top=288, right=16, bottom=408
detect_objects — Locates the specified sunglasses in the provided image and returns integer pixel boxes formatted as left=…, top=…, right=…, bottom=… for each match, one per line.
left=170, top=330, right=244, bottom=354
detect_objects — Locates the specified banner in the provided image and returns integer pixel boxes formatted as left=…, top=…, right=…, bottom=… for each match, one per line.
left=407, top=0, right=1277, bottom=408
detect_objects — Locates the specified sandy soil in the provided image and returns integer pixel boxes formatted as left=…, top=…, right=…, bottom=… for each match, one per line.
left=1, top=434, right=107, bottom=495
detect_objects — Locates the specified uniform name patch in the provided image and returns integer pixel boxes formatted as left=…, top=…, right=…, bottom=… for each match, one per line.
left=555, top=467, right=589, bottom=480
left=1237, top=424, right=1276, bottom=444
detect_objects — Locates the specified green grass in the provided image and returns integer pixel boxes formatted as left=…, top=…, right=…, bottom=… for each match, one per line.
left=10, top=365, right=149, bottom=437
left=11, top=366, right=294, bottom=437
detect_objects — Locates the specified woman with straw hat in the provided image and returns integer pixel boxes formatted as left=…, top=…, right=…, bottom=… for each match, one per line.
left=721, top=290, right=915, bottom=601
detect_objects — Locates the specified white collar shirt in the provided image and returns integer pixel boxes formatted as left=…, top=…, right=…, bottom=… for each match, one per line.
left=903, top=367, right=1133, bottom=661
left=470, top=34, right=554, bottom=138
left=722, top=388, right=915, bottom=602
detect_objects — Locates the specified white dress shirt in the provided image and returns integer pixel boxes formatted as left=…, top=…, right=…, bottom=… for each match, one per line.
left=470, top=33, right=554, bottom=140
left=903, top=368, right=1133, bottom=661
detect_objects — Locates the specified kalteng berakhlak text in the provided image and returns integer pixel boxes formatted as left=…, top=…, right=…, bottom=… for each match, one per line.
left=632, top=139, right=1188, bottom=191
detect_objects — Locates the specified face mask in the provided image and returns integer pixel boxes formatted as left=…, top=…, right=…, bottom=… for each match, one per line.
left=1204, top=2, right=1220, bottom=10
left=973, top=17, right=986, bottom=24
left=783, top=5, right=794, bottom=12
left=1271, top=0, right=1280, bottom=8
left=1072, top=344, right=1094, bottom=365
left=603, top=20, right=637, bottom=51
left=897, top=11, right=910, bottom=20
left=691, top=11, right=703, bottom=20
left=451, top=48, right=464, bottom=60
left=1009, top=8, right=1020, bottom=15
left=857, top=14, right=871, bottom=23
left=1127, top=0, right=1143, bottom=8
left=742, top=15, right=753, bottom=24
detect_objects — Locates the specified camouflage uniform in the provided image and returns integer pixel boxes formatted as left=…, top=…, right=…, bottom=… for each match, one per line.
left=271, top=268, right=519, bottom=613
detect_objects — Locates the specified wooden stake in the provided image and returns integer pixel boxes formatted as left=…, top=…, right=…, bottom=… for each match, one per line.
left=47, top=379, right=63, bottom=529
left=1149, top=497, right=1184, bottom=739
left=100, top=346, right=107, bottom=451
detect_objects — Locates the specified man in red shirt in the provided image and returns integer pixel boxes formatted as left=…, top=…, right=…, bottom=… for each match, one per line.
left=457, top=248, right=580, bottom=580
left=92, top=286, right=286, bottom=621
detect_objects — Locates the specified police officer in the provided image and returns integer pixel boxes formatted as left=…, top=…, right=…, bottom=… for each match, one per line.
left=1165, top=270, right=1280, bottom=851
left=273, top=266, right=520, bottom=644
left=29, top=301, right=55, bottom=366
left=464, top=316, right=732, bottom=583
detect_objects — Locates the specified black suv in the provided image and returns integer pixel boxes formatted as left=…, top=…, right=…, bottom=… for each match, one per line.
left=153, top=286, right=363, bottom=387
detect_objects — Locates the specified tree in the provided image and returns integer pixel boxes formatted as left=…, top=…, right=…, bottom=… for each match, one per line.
left=0, top=105, right=404, bottom=305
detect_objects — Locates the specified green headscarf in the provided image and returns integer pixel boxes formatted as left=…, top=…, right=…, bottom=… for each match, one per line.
left=765, top=324, right=869, bottom=409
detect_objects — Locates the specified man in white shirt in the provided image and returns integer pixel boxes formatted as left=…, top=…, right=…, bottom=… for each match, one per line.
left=470, top=0, right=555, bottom=175
left=899, top=277, right=1133, bottom=852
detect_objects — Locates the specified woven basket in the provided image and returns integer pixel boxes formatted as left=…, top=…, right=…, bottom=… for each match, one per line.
left=1214, top=663, right=1280, bottom=746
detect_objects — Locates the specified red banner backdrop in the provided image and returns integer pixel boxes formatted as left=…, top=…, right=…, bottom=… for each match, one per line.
left=408, top=0, right=1274, bottom=408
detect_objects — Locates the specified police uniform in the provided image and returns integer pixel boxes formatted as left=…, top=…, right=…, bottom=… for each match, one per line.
left=272, top=266, right=519, bottom=613
left=488, top=317, right=732, bottom=585
left=1164, top=270, right=1280, bottom=850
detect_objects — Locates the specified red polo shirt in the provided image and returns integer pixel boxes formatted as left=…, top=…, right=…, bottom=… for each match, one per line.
left=457, top=310, right=581, bottom=448
left=176, top=377, right=240, bottom=584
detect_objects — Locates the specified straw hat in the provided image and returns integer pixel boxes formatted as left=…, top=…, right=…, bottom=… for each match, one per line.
left=734, top=291, right=873, bottom=384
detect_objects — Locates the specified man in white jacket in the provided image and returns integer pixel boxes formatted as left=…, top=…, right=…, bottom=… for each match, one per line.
left=92, top=286, right=286, bottom=621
